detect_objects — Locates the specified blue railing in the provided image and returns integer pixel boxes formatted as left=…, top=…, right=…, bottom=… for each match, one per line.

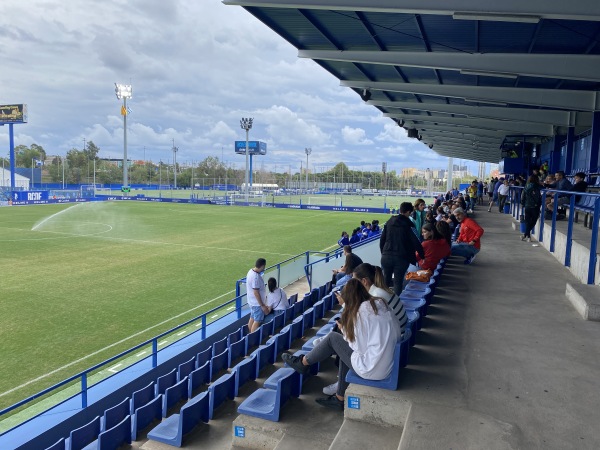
left=509, top=187, right=600, bottom=284
left=0, top=293, right=246, bottom=429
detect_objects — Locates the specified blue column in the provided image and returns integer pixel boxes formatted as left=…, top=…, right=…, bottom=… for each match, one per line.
left=550, top=136, right=563, bottom=173
left=565, top=127, right=575, bottom=174
left=9, top=124, right=15, bottom=190
left=590, top=111, right=600, bottom=171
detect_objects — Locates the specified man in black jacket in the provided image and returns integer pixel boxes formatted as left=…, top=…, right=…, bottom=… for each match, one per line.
left=380, top=202, right=425, bottom=295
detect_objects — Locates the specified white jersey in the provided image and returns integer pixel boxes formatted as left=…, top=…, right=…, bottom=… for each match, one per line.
left=246, top=268, right=265, bottom=307
left=266, top=287, right=289, bottom=311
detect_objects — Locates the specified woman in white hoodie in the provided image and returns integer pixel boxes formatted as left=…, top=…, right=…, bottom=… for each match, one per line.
left=282, top=278, right=401, bottom=411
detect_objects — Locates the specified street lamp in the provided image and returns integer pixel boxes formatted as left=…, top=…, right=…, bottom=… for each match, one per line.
left=240, top=117, right=253, bottom=202
left=115, top=83, right=132, bottom=191
left=305, top=147, right=312, bottom=193
left=172, top=139, right=178, bottom=189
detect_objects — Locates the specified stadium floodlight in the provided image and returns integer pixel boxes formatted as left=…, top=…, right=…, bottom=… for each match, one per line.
left=115, top=83, right=132, bottom=192
left=305, top=148, right=312, bottom=192
left=240, top=117, right=253, bottom=202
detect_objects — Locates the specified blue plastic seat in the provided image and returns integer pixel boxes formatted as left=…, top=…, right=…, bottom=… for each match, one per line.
left=273, top=325, right=292, bottom=360
left=302, top=307, right=315, bottom=329
left=310, top=287, right=320, bottom=305
left=132, top=394, right=162, bottom=440
left=406, top=310, right=419, bottom=344
left=288, top=292, right=298, bottom=304
left=130, top=381, right=154, bottom=415
left=261, top=319, right=275, bottom=339
left=102, top=396, right=129, bottom=432
left=345, top=330, right=412, bottom=390
left=301, top=335, right=321, bottom=351
left=69, top=415, right=100, bottom=450
left=251, top=340, right=276, bottom=377
left=237, top=368, right=297, bottom=422
left=147, top=391, right=209, bottom=447
left=188, top=360, right=210, bottom=397
left=272, top=310, right=285, bottom=333
left=81, top=415, right=131, bottom=450
left=316, top=323, right=335, bottom=336
left=283, top=304, right=295, bottom=324
left=401, top=298, right=427, bottom=319
left=44, top=438, right=64, bottom=450
left=178, top=356, right=196, bottom=381
left=228, top=328, right=242, bottom=347
left=232, top=353, right=257, bottom=396
left=229, top=335, right=247, bottom=368
left=210, top=347, right=229, bottom=380
left=328, top=313, right=341, bottom=324
left=245, top=327, right=261, bottom=353
left=318, top=283, right=327, bottom=301
left=290, top=316, right=304, bottom=342
left=163, top=376, right=189, bottom=417
left=196, top=347, right=212, bottom=369
left=313, top=300, right=325, bottom=320
left=284, top=349, right=319, bottom=385
left=208, top=372, right=236, bottom=420
left=156, top=368, right=177, bottom=396
left=264, top=367, right=302, bottom=397
left=322, top=293, right=334, bottom=312
left=212, top=336, right=228, bottom=357
left=292, top=301, right=303, bottom=321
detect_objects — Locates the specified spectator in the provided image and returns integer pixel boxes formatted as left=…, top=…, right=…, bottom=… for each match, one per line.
left=349, top=228, right=361, bottom=245
left=332, top=245, right=363, bottom=282
left=477, top=180, right=485, bottom=205
left=545, top=170, right=573, bottom=211
left=451, top=207, right=484, bottom=264
left=411, top=199, right=426, bottom=236
left=497, top=179, right=510, bottom=212
left=436, top=220, right=452, bottom=247
left=246, top=258, right=269, bottom=333
left=265, top=277, right=289, bottom=312
left=571, top=172, right=589, bottom=203
left=380, top=202, right=425, bottom=295
left=415, top=223, right=451, bottom=271
left=488, top=177, right=503, bottom=212
left=520, top=174, right=542, bottom=242
left=282, top=278, right=401, bottom=411
left=467, top=181, right=478, bottom=212
left=338, top=231, right=350, bottom=247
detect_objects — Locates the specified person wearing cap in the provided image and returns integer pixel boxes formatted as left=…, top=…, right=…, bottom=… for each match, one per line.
left=451, top=207, right=484, bottom=265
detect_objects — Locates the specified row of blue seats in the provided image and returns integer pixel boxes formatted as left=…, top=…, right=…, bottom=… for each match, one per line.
left=46, top=285, right=330, bottom=449
left=145, top=282, right=336, bottom=446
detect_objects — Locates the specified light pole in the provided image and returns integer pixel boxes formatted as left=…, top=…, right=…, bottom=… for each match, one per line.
left=172, top=139, right=178, bottom=189
left=240, top=117, right=253, bottom=202
left=305, top=147, right=311, bottom=193
left=115, top=83, right=132, bottom=191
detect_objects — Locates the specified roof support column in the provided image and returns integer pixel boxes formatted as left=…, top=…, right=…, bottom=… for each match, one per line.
left=550, top=137, right=563, bottom=174
left=590, top=112, right=600, bottom=171
left=565, top=127, right=575, bottom=174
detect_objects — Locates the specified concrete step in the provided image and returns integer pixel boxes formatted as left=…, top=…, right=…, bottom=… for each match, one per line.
left=328, top=419, right=402, bottom=450
left=343, top=383, right=412, bottom=428
left=398, top=403, right=515, bottom=450
left=566, top=282, right=600, bottom=321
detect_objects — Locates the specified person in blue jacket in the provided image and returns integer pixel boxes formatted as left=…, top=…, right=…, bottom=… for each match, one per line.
left=338, top=231, right=350, bottom=247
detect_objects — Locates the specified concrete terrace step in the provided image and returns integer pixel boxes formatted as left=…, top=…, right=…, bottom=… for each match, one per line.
left=566, top=282, right=600, bottom=321
left=343, top=383, right=411, bottom=428
left=328, top=419, right=402, bottom=450
left=398, top=403, right=516, bottom=450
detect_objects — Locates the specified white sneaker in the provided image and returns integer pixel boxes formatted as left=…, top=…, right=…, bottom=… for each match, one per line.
left=323, top=381, right=338, bottom=396
left=312, top=336, right=325, bottom=347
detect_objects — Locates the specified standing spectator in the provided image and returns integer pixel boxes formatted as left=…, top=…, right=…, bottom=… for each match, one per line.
left=380, top=202, right=425, bottom=295
left=266, top=277, right=289, bottom=312
left=477, top=180, right=485, bottom=205
left=282, top=278, right=401, bottom=411
left=467, top=181, right=478, bottom=212
left=497, top=179, right=510, bottom=212
left=520, top=174, right=542, bottom=242
left=246, top=258, right=269, bottom=332
left=451, top=208, right=484, bottom=264
left=488, top=177, right=503, bottom=212
left=411, top=199, right=427, bottom=238
left=487, top=178, right=496, bottom=203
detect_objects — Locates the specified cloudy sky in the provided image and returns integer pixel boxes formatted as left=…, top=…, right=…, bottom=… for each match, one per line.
left=0, top=0, right=476, bottom=175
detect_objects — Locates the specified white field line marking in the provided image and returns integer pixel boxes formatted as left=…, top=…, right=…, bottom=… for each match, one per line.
left=0, top=288, right=236, bottom=398
left=108, top=364, right=122, bottom=373
left=31, top=204, right=81, bottom=231
left=177, top=331, right=186, bottom=336
left=158, top=340, right=168, bottom=346
left=226, top=306, right=234, bottom=311
left=135, top=351, right=147, bottom=357
left=210, top=314, right=219, bottom=319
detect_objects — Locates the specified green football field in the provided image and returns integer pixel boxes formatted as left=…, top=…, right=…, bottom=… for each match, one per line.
left=0, top=201, right=389, bottom=418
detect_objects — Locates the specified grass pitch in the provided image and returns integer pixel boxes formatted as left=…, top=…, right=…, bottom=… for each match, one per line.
left=0, top=201, right=389, bottom=415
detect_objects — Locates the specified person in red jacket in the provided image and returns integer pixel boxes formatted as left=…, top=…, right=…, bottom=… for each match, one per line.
left=451, top=207, right=484, bottom=265
left=415, top=223, right=451, bottom=271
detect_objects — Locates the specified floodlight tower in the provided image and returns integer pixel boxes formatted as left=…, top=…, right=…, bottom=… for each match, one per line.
left=240, top=117, right=253, bottom=202
left=172, top=139, right=179, bottom=189
left=115, top=83, right=132, bottom=191
left=305, top=147, right=312, bottom=192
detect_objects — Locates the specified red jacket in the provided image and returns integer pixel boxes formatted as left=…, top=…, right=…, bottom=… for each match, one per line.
left=457, top=217, right=484, bottom=249
left=416, top=238, right=451, bottom=271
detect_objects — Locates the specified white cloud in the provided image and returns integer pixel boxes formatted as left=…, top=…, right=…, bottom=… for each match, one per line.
left=341, top=126, right=373, bottom=145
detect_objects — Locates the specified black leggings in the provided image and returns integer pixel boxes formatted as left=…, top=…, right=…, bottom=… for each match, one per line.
left=524, top=207, right=540, bottom=238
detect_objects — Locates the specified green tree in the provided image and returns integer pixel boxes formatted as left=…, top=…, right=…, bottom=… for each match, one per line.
left=15, top=144, right=46, bottom=168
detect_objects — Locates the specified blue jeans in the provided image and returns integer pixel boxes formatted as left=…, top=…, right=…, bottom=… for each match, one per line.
left=451, top=243, right=479, bottom=259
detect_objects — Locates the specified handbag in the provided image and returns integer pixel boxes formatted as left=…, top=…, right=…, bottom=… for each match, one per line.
left=405, top=269, right=432, bottom=282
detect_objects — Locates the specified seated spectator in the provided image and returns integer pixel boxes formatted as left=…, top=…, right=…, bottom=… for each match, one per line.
left=371, top=220, right=380, bottom=233
left=359, top=220, right=366, bottom=232
left=361, top=223, right=372, bottom=239
left=415, top=223, right=451, bottom=271
left=349, top=228, right=361, bottom=245
left=338, top=231, right=350, bottom=247
left=451, top=207, right=484, bottom=265
left=265, top=277, right=289, bottom=312
left=282, top=278, right=401, bottom=411
left=436, top=220, right=452, bottom=247
left=332, top=245, right=363, bottom=282
left=571, top=172, right=589, bottom=203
